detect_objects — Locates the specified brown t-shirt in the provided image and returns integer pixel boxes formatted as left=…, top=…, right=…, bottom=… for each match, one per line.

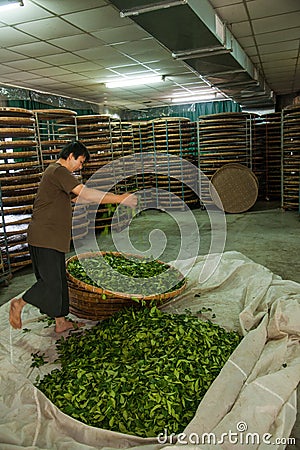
left=27, top=163, right=80, bottom=253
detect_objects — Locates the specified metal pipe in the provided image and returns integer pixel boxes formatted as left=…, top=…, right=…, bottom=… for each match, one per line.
left=120, top=0, right=187, bottom=17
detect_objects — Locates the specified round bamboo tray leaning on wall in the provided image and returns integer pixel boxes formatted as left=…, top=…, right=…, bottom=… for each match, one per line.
left=66, top=251, right=187, bottom=320
left=210, top=163, right=259, bottom=213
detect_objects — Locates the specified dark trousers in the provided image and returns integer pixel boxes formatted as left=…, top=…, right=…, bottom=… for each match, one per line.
left=23, top=245, right=69, bottom=318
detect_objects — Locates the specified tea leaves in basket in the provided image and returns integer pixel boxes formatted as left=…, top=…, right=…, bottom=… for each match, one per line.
left=67, top=252, right=185, bottom=297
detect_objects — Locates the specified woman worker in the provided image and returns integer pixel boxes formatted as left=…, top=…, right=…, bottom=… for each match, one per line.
left=9, top=141, right=137, bottom=333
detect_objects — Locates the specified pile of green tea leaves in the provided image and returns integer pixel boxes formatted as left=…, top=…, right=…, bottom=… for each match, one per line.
left=36, top=306, right=241, bottom=437
left=67, top=252, right=185, bottom=296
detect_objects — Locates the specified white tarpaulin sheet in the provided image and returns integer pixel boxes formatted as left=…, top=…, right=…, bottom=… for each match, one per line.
left=0, top=251, right=299, bottom=449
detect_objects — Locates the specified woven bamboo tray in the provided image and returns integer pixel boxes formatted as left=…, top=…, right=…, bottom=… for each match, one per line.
left=11, top=259, right=31, bottom=270
left=0, top=107, right=34, bottom=117
left=0, top=117, right=35, bottom=125
left=2, top=216, right=30, bottom=226
left=66, top=251, right=186, bottom=320
left=0, top=128, right=35, bottom=137
left=0, top=140, right=37, bottom=148
left=40, top=139, right=70, bottom=147
left=72, top=233, right=89, bottom=242
left=211, top=163, right=258, bottom=213
left=0, top=151, right=38, bottom=160
left=152, top=117, right=190, bottom=123
left=3, top=205, right=33, bottom=214
left=8, top=249, right=30, bottom=258
left=5, top=228, right=28, bottom=237
left=0, top=161, right=37, bottom=171
left=2, top=194, right=36, bottom=205
left=33, top=109, right=77, bottom=118
left=76, top=114, right=114, bottom=122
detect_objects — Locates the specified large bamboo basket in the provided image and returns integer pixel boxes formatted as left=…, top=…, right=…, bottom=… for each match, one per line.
left=66, top=251, right=186, bottom=320
left=68, top=280, right=146, bottom=320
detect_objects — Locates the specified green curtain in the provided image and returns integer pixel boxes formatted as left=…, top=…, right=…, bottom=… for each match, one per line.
left=122, top=100, right=241, bottom=121
left=73, top=109, right=95, bottom=115
left=7, top=99, right=52, bottom=110
left=7, top=100, right=94, bottom=116
left=7, top=98, right=241, bottom=121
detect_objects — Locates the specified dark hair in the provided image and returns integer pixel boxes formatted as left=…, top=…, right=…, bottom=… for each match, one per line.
left=59, top=141, right=90, bottom=162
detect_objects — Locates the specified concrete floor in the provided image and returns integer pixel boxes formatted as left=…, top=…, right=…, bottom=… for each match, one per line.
left=0, top=201, right=299, bottom=447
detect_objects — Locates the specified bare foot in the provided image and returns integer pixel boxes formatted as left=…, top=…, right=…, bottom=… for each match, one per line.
left=9, top=298, right=26, bottom=329
left=55, top=317, right=85, bottom=333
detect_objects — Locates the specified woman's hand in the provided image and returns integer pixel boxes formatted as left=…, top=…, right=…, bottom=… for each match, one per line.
left=119, top=193, right=138, bottom=208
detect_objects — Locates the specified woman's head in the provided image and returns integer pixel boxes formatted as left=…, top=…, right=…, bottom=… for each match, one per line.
left=59, top=141, right=90, bottom=163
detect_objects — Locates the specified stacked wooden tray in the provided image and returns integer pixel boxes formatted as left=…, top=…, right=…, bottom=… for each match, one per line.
left=0, top=107, right=40, bottom=270
left=198, top=112, right=255, bottom=204
left=282, top=105, right=300, bottom=210
left=251, top=115, right=266, bottom=199
left=34, top=109, right=77, bottom=168
left=132, top=121, right=154, bottom=207
left=198, top=112, right=251, bottom=170
left=72, top=203, right=90, bottom=241
left=150, top=117, right=197, bottom=159
left=135, top=117, right=199, bottom=210
left=77, top=115, right=133, bottom=175
left=35, top=109, right=91, bottom=241
left=152, top=153, right=199, bottom=210
left=132, top=120, right=151, bottom=152
left=0, top=183, right=11, bottom=283
left=82, top=168, right=132, bottom=233
left=77, top=115, right=134, bottom=232
left=262, top=112, right=282, bottom=200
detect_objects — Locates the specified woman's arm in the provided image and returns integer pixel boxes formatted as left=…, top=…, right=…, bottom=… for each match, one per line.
left=72, top=184, right=138, bottom=208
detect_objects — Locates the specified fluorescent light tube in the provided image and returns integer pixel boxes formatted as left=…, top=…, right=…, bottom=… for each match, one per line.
left=0, top=0, right=23, bottom=10
left=171, top=95, right=223, bottom=103
left=105, top=76, right=163, bottom=89
left=172, top=90, right=216, bottom=98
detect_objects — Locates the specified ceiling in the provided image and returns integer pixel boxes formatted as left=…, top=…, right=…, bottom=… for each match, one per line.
left=0, top=0, right=299, bottom=112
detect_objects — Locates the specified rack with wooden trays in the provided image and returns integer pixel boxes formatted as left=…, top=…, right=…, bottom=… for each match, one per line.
left=77, top=115, right=134, bottom=233
left=131, top=121, right=153, bottom=208
left=153, top=151, right=199, bottom=209
left=0, top=181, right=11, bottom=284
left=133, top=118, right=199, bottom=210
left=72, top=203, right=90, bottom=241
left=251, top=115, right=266, bottom=199
left=131, top=121, right=151, bottom=153
left=34, top=109, right=91, bottom=241
left=34, top=109, right=78, bottom=169
left=282, top=105, right=300, bottom=210
left=78, top=116, right=133, bottom=178
left=0, top=107, right=41, bottom=270
left=198, top=112, right=259, bottom=205
left=261, top=112, right=282, bottom=200
left=83, top=177, right=132, bottom=233
left=149, top=118, right=198, bottom=163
